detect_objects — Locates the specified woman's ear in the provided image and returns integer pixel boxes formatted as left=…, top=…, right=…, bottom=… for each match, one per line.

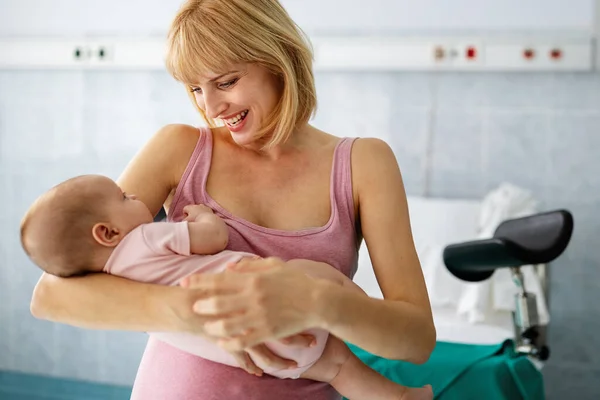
left=92, top=222, right=121, bottom=247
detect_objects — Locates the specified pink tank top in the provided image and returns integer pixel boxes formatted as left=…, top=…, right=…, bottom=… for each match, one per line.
left=131, top=127, right=360, bottom=400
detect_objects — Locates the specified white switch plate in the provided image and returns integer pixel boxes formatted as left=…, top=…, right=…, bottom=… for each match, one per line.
left=0, top=35, right=595, bottom=72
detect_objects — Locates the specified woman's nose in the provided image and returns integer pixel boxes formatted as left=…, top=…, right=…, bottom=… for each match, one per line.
left=203, top=91, right=228, bottom=119
left=128, top=194, right=137, bottom=200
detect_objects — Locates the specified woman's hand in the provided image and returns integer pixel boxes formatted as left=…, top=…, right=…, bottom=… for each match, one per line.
left=182, top=257, right=325, bottom=351
left=229, top=333, right=315, bottom=376
left=168, top=284, right=225, bottom=335
left=229, top=349, right=264, bottom=376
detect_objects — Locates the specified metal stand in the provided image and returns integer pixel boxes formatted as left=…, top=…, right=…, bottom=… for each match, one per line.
left=510, top=267, right=550, bottom=361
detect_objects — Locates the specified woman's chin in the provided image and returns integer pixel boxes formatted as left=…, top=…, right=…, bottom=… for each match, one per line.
left=228, top=129, right=255, bottom=146
left=228, top=126, right=263, bottom=147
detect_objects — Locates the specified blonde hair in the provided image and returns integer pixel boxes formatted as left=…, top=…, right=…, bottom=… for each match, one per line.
left=165, top=0, right=317, bottom=148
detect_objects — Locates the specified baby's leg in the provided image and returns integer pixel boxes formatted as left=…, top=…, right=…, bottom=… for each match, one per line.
left=301, top=336, right=433, bottom=400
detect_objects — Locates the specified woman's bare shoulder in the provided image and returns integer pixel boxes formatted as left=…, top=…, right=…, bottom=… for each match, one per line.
left=350, top=137, right=397, bottom=175
left=117, top=124, right=206, bottom=214
left=152, top=123, right=203, bottom=152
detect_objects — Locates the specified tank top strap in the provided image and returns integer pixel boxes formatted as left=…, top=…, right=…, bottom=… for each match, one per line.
left=330, top=137, right=358, bottom=230
left=170, top=129, right=359, bottom=233
left=167, top=126, right=213, bottom=222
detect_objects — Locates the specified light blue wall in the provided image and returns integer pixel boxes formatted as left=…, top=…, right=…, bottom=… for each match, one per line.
left=1, top=70, right=599, bottom=398
left=313, top=72, right=600, bottom=399
left=0, top=71, right=200, bottom=385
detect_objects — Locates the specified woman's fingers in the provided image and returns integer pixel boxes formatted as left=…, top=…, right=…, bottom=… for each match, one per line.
left=279, top=333, right=316, bottom=347
left=181, top=261, right=319, bottom=348
left=182, top=271, right=246, bottom=292
left=230, top=257, right=282, bottom=273
left=203, top=313, right=257, bottom=337
left=218, top=327, right=278, bottom=351
left=246, top=344, right=297, bottom=370
left=193, top=294, right=248, bottom=316
left=230, top=351, right=264, bottom=376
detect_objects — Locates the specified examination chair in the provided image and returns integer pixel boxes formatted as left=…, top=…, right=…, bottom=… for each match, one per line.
left=443, top=209, right=574, bottom=363
left=346, top=209, right=574, bottom=400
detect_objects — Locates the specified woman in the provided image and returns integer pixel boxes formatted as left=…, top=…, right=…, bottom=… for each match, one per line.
left=30, top=0, right=436, bottom=399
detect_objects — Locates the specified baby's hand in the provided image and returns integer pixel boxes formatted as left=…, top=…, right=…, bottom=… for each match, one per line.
left=183, top=204, right=214, bottom=222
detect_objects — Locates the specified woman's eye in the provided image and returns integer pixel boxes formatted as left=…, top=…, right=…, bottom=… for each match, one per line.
left=190, top=87, right=202, bottom=94
left=219, top=78, right=238, bottom=89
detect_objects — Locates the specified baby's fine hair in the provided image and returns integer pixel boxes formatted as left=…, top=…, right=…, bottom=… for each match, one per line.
left=20, top=175, right=110, bottom=277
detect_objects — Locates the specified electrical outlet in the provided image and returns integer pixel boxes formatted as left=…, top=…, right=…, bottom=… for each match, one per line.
left=88, top=43, right=114, bottom=64
left=431, top=41, right=483, bottom=69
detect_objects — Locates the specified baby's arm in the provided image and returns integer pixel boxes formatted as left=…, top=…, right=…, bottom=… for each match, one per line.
left=184, top=205, right=229, bottom=255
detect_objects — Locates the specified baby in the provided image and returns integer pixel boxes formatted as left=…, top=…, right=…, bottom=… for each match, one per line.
left=20, top=174, right=432, bottom=400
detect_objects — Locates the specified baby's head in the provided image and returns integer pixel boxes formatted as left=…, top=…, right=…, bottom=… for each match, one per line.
left=20, top=174, right=153, bottom=277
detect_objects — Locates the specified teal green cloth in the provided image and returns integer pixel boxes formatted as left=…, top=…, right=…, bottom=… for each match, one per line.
left=347, top=340, right=544, bottom=400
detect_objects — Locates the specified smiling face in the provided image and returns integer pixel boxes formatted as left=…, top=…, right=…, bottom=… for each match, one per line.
left=189, top=63, right=283, bottom=147
left=165, top=0, right=317, bottom=148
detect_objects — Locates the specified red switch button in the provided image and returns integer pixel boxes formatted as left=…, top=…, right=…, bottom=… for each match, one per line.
left=523, top=48, right=535, bottom=60
left=550, top=48, right=562, bottom=60
left=466, top=46, right=477, bottom=59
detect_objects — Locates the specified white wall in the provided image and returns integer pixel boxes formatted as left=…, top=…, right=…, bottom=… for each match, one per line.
left=0, top=0, right=181, bottom=36
left=283, top=0, right=595, bottom=34
left=0, top=0, right=594, bottom=36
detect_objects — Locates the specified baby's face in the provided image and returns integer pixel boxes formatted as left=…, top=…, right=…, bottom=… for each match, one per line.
left=99, top=178, right=154, bottom=233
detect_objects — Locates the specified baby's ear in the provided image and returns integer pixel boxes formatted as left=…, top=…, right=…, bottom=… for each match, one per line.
left=92, top=222, right=121, bottom=247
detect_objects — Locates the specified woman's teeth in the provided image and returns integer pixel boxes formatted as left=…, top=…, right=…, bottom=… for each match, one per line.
left=225, top=110, right=248, bottom=126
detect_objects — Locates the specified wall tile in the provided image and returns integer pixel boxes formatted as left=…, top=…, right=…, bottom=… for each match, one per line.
left=544, top=364, right=600, bottom=400
left=386, top=109, right=429, bottom=196
left=9, top=308, right=57, bottom=375
left=0, top=171, right=13, bottom=319
left=313, top=72, right=394, bottom=139
left=429, top=111, right=486, bottom=198
left=0, top=303, right=12, bottom=370
left=55, top=325, right=102, bottom=382
left=83, top=106, right=156, bottom=157
left=0, top=104, right=85, bottom=162
left=99, top=331, right=147, bottom=385
left=546, top=114, right=600, bottom=203
left=547, top=315, right=592, bottom=365
left=483, top=111, right=550, bottom=197
left=550, top=73, right=600, bottom=111
left=435, top=72, right=492, bottom=111
left=0, top=71, right=84, bottom=107
left=389, top=72, right=433, bottom=109
left=84, top=72, right=145, bottom=105
left=480, top=73, right=557, bottom=110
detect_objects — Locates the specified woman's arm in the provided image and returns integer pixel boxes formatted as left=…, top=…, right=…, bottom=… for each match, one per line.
left=315, top=138, right=436, bottom=363
left=31, top=272, right=199, bottom=332
left=30, top=124, right=203, bottom=332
